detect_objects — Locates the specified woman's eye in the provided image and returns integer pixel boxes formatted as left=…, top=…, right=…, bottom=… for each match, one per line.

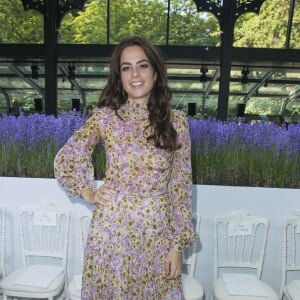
left=139, top=63, right=149, bottom=70
left=121, top=66, right=130, bottom=72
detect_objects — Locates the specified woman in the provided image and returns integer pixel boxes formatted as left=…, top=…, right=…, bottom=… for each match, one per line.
left=54, top=36, right=195, bottom=299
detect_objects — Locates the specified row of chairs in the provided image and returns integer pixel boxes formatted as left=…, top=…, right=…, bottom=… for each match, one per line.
left=0, top=205, right=299, bottom=300
left=0, top=204, right=203, bottom=300
left=214, top=210, right=300, bottom=300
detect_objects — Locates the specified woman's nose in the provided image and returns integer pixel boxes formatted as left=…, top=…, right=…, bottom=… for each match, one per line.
left=131, top=66, right=139, bottom=77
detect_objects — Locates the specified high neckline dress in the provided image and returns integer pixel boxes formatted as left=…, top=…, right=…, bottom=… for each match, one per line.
left=54, top=99, right=195, bottom=300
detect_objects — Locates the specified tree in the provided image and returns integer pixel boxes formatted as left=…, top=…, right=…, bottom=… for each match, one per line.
left=1, top=0, right=299, bottom=48
left=60, top=1, right=107, bottom=43
left=0, top=0, right=43, bottom=43
left=234, top=0, right=299, bottom=49
left=59, top=0, right=219, bottom=45
left=168, top=0, right=219, bottom=45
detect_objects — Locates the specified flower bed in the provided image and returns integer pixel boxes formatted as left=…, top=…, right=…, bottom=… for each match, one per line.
left=189, top=118, right=299, bottom=187
left=0, top=111, right=299, bottom=188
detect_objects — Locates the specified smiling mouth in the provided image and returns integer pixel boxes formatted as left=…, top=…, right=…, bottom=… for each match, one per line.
left=131, top=81, right=143, bottom=87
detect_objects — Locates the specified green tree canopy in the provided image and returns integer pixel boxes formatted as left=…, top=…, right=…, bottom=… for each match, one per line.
left=0, top=0, right=43, bottom=43
left=234, top=0, right=300, bottom=49
left=1, top=0, right=299, bottom=48
left=59, top=0, right=219, bottom=45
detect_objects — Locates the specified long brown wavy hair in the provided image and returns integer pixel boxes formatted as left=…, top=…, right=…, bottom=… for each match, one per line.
left=97, top=36, right=179, bottom=152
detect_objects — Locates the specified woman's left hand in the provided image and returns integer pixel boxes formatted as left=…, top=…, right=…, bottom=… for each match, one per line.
left=165, top=250, right=182, bottom=280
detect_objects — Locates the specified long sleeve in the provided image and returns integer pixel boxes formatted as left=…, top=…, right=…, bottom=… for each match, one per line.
left=169, top=110, right=196, bottom=252
left=54, top=111, right=103, bottom=197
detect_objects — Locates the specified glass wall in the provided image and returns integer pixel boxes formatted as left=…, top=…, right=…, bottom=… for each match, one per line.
left=1, top=0, right=299, bottom=48
left=0, top=0, right=299, bottom=121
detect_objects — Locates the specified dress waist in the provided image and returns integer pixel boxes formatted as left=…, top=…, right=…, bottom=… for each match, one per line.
left=107, top=180, right=169, bottom=198
left=117, top=189, right=168, bottom=198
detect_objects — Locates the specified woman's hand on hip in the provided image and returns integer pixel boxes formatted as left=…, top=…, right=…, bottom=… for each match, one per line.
left=81, top=182, right=117, bottom=205
left=165, top=250, right=182, bottom=280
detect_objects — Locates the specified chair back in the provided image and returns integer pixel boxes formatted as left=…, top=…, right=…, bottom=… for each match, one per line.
left=182, top=212, right=201, bottom=277
left=279, top=214, right=300, bottom=297
left=19, top=202, right=70, bottom=270
left=214, top=210, right=269, bottom=280
left=0, top=207, right=5, bottom=278
left=78, top=212, right=92, bottom=268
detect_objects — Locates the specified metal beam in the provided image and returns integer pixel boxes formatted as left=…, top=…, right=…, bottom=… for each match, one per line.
left=8, top=65, right=44, bottom=95
left=204, top=70, right=219, bottom=98
left=278, top=87, right=300, bottom=116
left=1, top=44, right=300, bottom=69
left=285, top=0, right=296, bottom=49
left=279, top=88, right=300, bottom=115
left=58, top=65, right=86, bottom=106
left=244, top=72, right=274, bottom=103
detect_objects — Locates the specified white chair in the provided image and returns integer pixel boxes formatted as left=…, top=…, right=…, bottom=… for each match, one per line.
left=279, top=214, right=300, bottom=300
left=68, top=212, right=91, bottom=300
left=182, top=212, right=204, bottom=300
left=0, top=202, right=70, bottom=300
left=212, top=210, right=278, bottom=300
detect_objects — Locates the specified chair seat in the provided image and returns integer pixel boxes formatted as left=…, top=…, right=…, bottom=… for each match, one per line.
left=0, top=264, right=65, bottom=298
left=284, top=280, right=300, bottom=300
left=68, top=279, right=81, bottom=300
left=213, top=276, right=278, bottom=300
left=182, top=273, right=204, bottom=300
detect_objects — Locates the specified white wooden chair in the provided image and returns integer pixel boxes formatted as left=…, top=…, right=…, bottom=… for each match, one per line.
left=0, top=202, right=70, bottom=300
left=212, top=210, right=278, bottom=300
left=279, top=214, right=300, bottom=300
left=68, top=212, right=91, bottom=300
left=182, top=212, right=204, bottom=300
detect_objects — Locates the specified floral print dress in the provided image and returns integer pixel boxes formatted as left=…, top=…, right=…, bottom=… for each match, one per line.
left=54, top=99, right=195, bottom=300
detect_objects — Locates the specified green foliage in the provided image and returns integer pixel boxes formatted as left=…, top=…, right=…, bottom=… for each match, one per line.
left=0, top=0, right=43, bottom=43
left=2, top=139, right=298, bottom=188
left=1, top=0, right=299, bottom=121
left=234, top=0, right=293, bottom=48
left=191, top=145, right=299, bottom=188
left=93, top=145, right=106, bottom=180
left=60, top=0, right=218, bottom=45
left=0, top=140, right=57, bottom=178
left=168, top=0, right=219, bottom=45
left=59, top=1, right=107, bottom=43
left=109, top=0, right=166, bottom=44
left=1, top=112, right=298, bottom=188
left=246, top=98, right=283, bottom=115
left=1, top=0, right=299, bottom=48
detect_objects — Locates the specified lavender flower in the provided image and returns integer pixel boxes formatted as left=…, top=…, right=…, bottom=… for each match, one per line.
left=0, top=112, right=299, bottom=187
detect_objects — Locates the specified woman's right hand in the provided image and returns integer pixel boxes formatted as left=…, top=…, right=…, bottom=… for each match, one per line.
left=81, top=182, right=117, bottom=205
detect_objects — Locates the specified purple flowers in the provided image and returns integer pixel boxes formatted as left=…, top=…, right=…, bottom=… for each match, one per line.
left=188, top=118, right=300, bottom=187
left=0, top=111, right=85, bottom=149
left=188, top=118, right=300, bottom=158
left=0, top=112, right=299, bottom=187
left=0, top=111, right=86, bottom=177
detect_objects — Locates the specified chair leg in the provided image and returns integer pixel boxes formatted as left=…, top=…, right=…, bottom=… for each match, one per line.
left=283, top=291, right=291, bottom=300
left=64, top=287, right=69, bottom=300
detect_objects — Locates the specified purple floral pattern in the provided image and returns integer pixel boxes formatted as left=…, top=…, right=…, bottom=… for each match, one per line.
left=54, top=99, right=195, bottom=299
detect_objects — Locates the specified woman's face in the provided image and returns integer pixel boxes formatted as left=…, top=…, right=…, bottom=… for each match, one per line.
left=120, top=45, right=157, bottom=105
